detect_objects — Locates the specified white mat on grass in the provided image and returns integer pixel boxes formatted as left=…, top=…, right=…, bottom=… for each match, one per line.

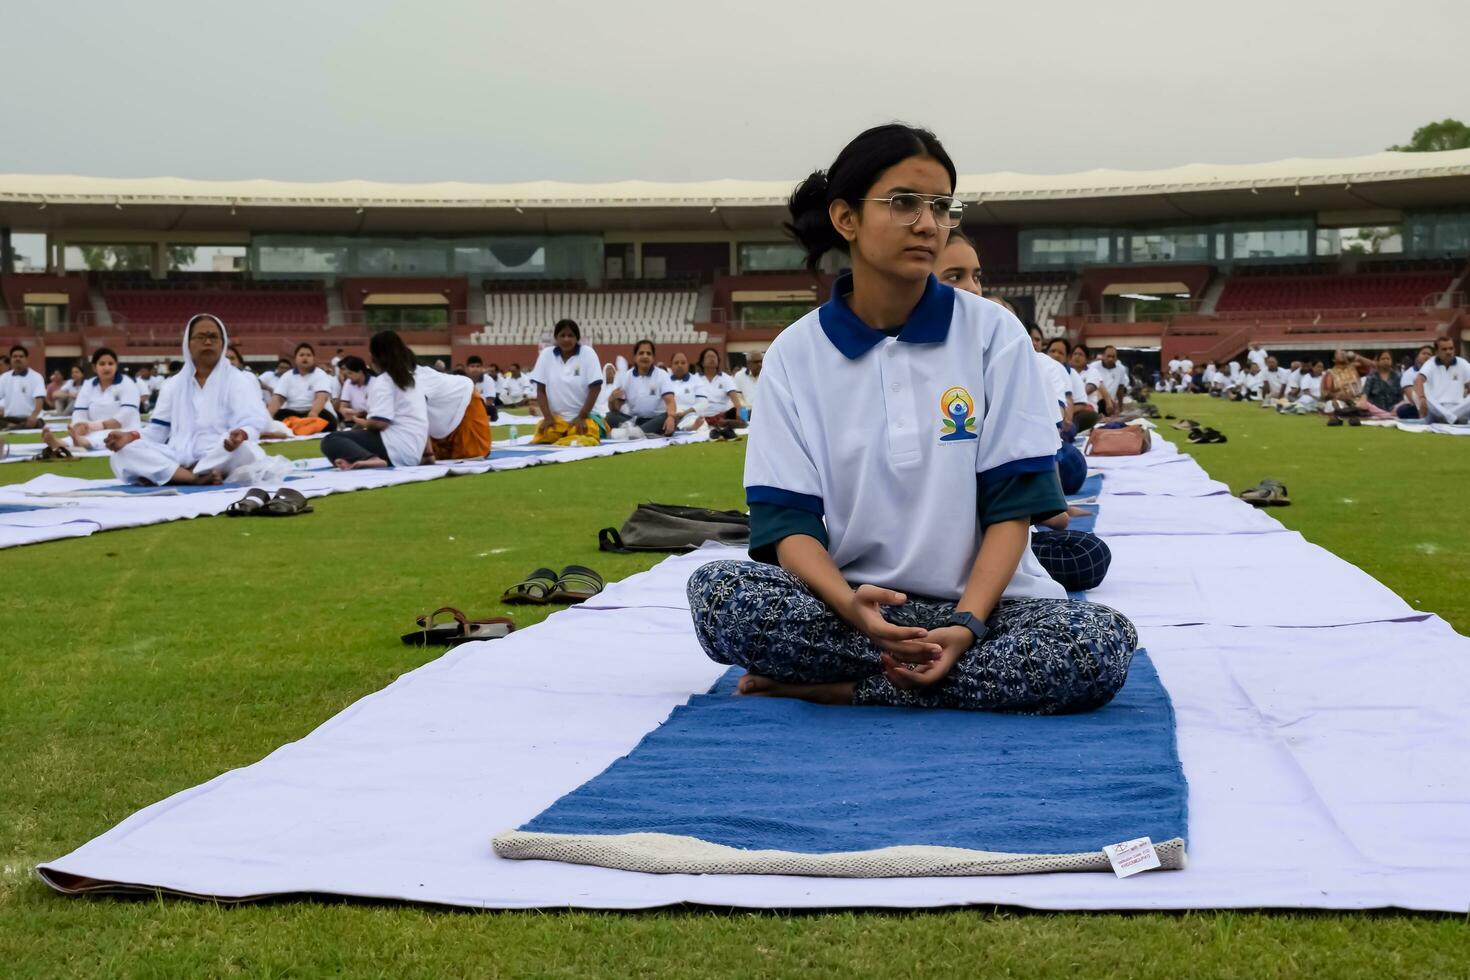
left=1091, top=493, right=1285, bottom=536
left=36, top=555, right=1470, bottom=912
left=0, top=432, right=714, bottom=550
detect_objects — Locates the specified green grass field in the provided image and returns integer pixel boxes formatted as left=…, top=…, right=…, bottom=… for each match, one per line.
left=1, top=395, right=1467, bottom=978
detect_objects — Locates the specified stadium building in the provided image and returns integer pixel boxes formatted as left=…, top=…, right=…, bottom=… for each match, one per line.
left=1, top=147, right=1467, bottom=374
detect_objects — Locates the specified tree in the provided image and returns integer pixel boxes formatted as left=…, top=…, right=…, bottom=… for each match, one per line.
left=75, top=245, right=199, bottom=271
left=1388, top=119, right=1470, bottom=152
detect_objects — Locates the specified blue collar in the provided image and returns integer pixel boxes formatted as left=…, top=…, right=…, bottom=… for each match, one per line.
left=671, top=372, right=691, bottom=382
left=631, top=365, right=654, bottom=377
left=817, top=273, right=954, bottom=360
left=553, top=344, right=582, bottom=361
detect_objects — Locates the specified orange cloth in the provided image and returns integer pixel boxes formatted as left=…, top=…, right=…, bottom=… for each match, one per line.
left=282, top=415, right=328, bottom=436
left=430, top=395, right=493, bottom=460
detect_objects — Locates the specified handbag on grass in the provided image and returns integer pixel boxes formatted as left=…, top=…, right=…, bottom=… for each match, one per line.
left=599, top=503, right=750, bottom=553
left=1084, top=425, right=1151, bottom=456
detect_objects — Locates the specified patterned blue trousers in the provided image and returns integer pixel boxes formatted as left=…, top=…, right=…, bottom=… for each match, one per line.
left=687, top=560, right=1137, bottom=714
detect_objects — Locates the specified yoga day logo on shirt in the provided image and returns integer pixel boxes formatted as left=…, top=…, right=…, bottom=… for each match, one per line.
left=938, top=386, right=978, bottom=441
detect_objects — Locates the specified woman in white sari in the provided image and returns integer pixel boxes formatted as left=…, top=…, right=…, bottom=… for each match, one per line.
left=107, top=314, right=270, bottom=485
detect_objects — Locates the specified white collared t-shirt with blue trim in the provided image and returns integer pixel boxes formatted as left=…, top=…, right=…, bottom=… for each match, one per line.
left=744, top=275, right=1065, bottom=603
left=613, top=365, right=676, bottom=417
left=529, top=344, right=603, bottom=421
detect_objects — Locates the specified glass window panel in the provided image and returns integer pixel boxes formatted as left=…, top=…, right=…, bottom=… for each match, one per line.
left=738, top=243, right=806, bottom=272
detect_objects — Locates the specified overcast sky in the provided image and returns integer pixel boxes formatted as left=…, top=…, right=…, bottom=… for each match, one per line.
left=2, top=0, right=1465, bottom=184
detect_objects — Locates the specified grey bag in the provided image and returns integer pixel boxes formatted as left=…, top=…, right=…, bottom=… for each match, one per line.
left=599, top=503, right=750, bottom=553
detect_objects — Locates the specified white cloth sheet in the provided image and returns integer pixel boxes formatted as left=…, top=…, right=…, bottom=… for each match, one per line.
left=32, top=442, right=1470, bottom=911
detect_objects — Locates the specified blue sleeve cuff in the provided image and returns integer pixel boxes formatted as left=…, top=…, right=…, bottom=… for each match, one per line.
left=977, top=454, right=1057, bottom=487
left=977, top=469, right=1066, bottom=527
left=749, top=502, right=829, bottom=565
left=746, top=485, right=823, bottom=516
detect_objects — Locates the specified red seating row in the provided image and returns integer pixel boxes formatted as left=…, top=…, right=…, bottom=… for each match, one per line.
left=1214, top=272, right=1453, bottom=313
left=103, top=289, right=328, bottom=328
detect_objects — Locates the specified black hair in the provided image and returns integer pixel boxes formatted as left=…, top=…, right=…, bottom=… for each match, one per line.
left=695, top=346, right=722, bottom=375
left=168, top=360, right=183, bottom=373
left=1028, top=326, right=1044, bottom=343
left=1046, top=337, right=1068, bottom=355
left=509, top=362, right=520, bottom=370
left=785, top=123, right=957, bottom=274
left=294, top=341, right=315, bottom=355
left=1071, top=344, right=1089, bottom=358
left=91, top=346, right=118, bottom=365
left=633, top=338, right=656, bottom=356
left=1103, top=345, right=1118, bottom=355
left=339, top=355, right=372, bottom=377
left=946, top=226, right=975, bottom=250
left=553, top=318, right=580, bottom=341
left=10, top=344, right=28, bottom=357
left=369, top=330, right=417, bottom=390
left=466, top=355, right=484, bottom=366
left=227, top=343, right=245, bottom=362
left=276, top=356, right=292, bottom=366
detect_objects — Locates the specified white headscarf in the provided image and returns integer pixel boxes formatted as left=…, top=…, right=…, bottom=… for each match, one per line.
left=148, top=314, right=268, bottom=449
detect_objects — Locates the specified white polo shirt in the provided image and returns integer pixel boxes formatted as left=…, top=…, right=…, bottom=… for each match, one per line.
left=1167, top=358, right=1182, bottom=374
left=0, top=368, right=46, bottom=417
left=413, top=366, right=475, bottom=439
left=734, top=368, right=760, bottom=408
left=1400, top=365, right=1419, bottom=391
left=529, top=344, right=602, bottom=421
left=1034, top=350, right=1071, bottom=424
left=668, top=372, right=708, bottom=414
left=1419, top=356, right=1470, bottom=404
left=1261, top=367, right=1291, bottom=398
left=697, top=372, right=739, bottom=416
left=499, top=374, right=528, bottom=403
left=1067, top=366, right=1087, bottom=407
left=1085, top=361, right=1129, bottom=402
left=74, top=375, right=142, bottom=429
left=474, top=374, right=497, bottom=403
left=366, top=373, right=429, bottom=468
left=1299, top=374, right=1323, bottom=398
left=272, top=367, right=335, bottom=414
left=340, top=377, right=370, bottom=415
left=613, top=366, right=676, bottom=417
left=746, top=275, right=1064, bottom=603
left=1247, top=348, right=1268, bottom=370
left=1242, top=371, right=1265, bottom=397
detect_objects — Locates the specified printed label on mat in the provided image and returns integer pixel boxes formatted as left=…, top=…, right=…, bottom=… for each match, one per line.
left=1103, top=837, right=1161, bottom=878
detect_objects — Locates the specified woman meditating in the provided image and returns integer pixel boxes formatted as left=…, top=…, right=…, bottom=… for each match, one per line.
left=41, top=347, right=141, bottom=453
left=107, top=315, right=269, bottom=486
left=529, top=319, right=603, bottom=446
left=686, top=124, right=1137, bottom=713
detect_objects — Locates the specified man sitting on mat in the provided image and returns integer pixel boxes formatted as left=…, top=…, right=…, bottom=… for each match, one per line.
left=107, top=315, right=269, bottom=486
left=1412, top=336, right=1470, bottom=424
left=267, top=342, right=338, bottom=432
left=0, top=345, right=46, bottom=430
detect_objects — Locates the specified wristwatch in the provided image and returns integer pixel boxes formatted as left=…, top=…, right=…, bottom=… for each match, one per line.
left=945, top=611, right=989, bottom=644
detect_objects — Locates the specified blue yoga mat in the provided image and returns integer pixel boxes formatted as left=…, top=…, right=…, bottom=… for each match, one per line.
left=92, top=475, right=307, bottom=495
left=517, top=650, right=1185, bottom=857
left=487, top=447, right=561, bottom=460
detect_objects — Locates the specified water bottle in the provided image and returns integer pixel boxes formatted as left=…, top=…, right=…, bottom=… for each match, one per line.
left=509, top=424, right=519, bottom=444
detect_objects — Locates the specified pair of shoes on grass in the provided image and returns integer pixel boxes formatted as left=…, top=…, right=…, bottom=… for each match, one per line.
left=401, top=607, right=515, bottom=647
left=1239, top=479, right=1290, bottom=507
left=501, top=565, right=605, bottom=605
left=1185, top=426, right=1227, bottom=444
left=709, top=426, right=738, bottom=441
left=225, top=487, right=313, bottom=517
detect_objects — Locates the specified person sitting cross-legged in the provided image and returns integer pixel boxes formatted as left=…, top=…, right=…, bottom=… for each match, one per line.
left=107, top=315, right=269, bottom=486
left=606, top=338, right=679, bottom=437
left=1412, top=336, right=1470, bottom=424
left=321, top=331, right=429, bottom=470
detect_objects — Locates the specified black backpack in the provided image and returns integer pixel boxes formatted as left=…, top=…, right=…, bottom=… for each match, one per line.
left=598, top=503, right=750, bottom=553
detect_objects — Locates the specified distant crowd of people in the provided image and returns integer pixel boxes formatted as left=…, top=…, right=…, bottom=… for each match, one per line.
left=1156, top=337, right=1470, bottom=424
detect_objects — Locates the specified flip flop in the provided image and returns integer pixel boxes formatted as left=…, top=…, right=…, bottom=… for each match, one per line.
left=260, top=487, right=314, bottom=516
left=548, top=565, right=605, bottom=603
left=1240, top=481, right=1290, bottom=507
left=225, top=487, right=273, bottom=517
left=1171, top=419, right=1200, bottom=431
left=38, top=445, right=76, bottom=462
left=401, top=607, right=515, bottom=647
left=501, top=567, right=559, bottom=605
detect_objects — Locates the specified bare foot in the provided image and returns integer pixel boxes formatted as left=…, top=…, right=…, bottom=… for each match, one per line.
left=333, top=458, right=354, bottom=471
left=42, top=429, right=62, bottom=451
left=348, top=458, right=387, bottom=469
left=736, top=673, right=855, bottom=705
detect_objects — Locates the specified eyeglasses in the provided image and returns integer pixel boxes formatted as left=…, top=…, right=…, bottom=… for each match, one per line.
left=190, top=332, right=222, bottom=343
left=860, top=194, right=965, bottom=228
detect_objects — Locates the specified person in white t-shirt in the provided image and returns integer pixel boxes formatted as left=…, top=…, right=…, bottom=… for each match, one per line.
left=732, top=350, right=763, bottom=415
left=42, top=347, right=143, bottom=453
left=693, top=346, right=743, bottom=440
left=1246, top=343, right=1268, bottom=372
left=607, top=339, right=679, bottom=437
left=686, top=125, right=1136, bottom=712
left=1398, top=345, right=1434, bottom=417
left=335, top=355, right=374, bottom=426
left=1084, top=346, right=1129, bottom=415
left=53, top=364, right=86, bottom=414
left=1026, top=327, right=1074, bottom=427
left=1260, top=355, right=1292, bottom=407
left=0, top=345, right=47, bottom=428
left=465, top=355, right=497, bottom=406
left=321, top=332, right=428, bottom=469
left=1413, top=336, right=1470, bottom=423
left=1281, top=361, right=1326, bottom=413
left=498, top=363, right=528, bottom=407
left=267, top=342, right=338, bottom=431
left=529, top=319, right=603, bottom=444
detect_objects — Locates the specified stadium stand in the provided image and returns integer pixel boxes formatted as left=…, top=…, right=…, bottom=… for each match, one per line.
left=984, top=277, right=1072, bottom=337
left=1214, top=264, right=1457, bottom=315
left=471, top=287, right=705, bottom=346
left=102, top=279, right=328, bottom=335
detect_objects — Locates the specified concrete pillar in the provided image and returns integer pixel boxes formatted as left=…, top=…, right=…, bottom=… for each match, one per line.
left=632, top=240, right=643, bottom=280
left=728, top=240, right=739, bottom=275
left=152, top=241, right=167, bottom=280
left=0, top=228, right=11, bottom=274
